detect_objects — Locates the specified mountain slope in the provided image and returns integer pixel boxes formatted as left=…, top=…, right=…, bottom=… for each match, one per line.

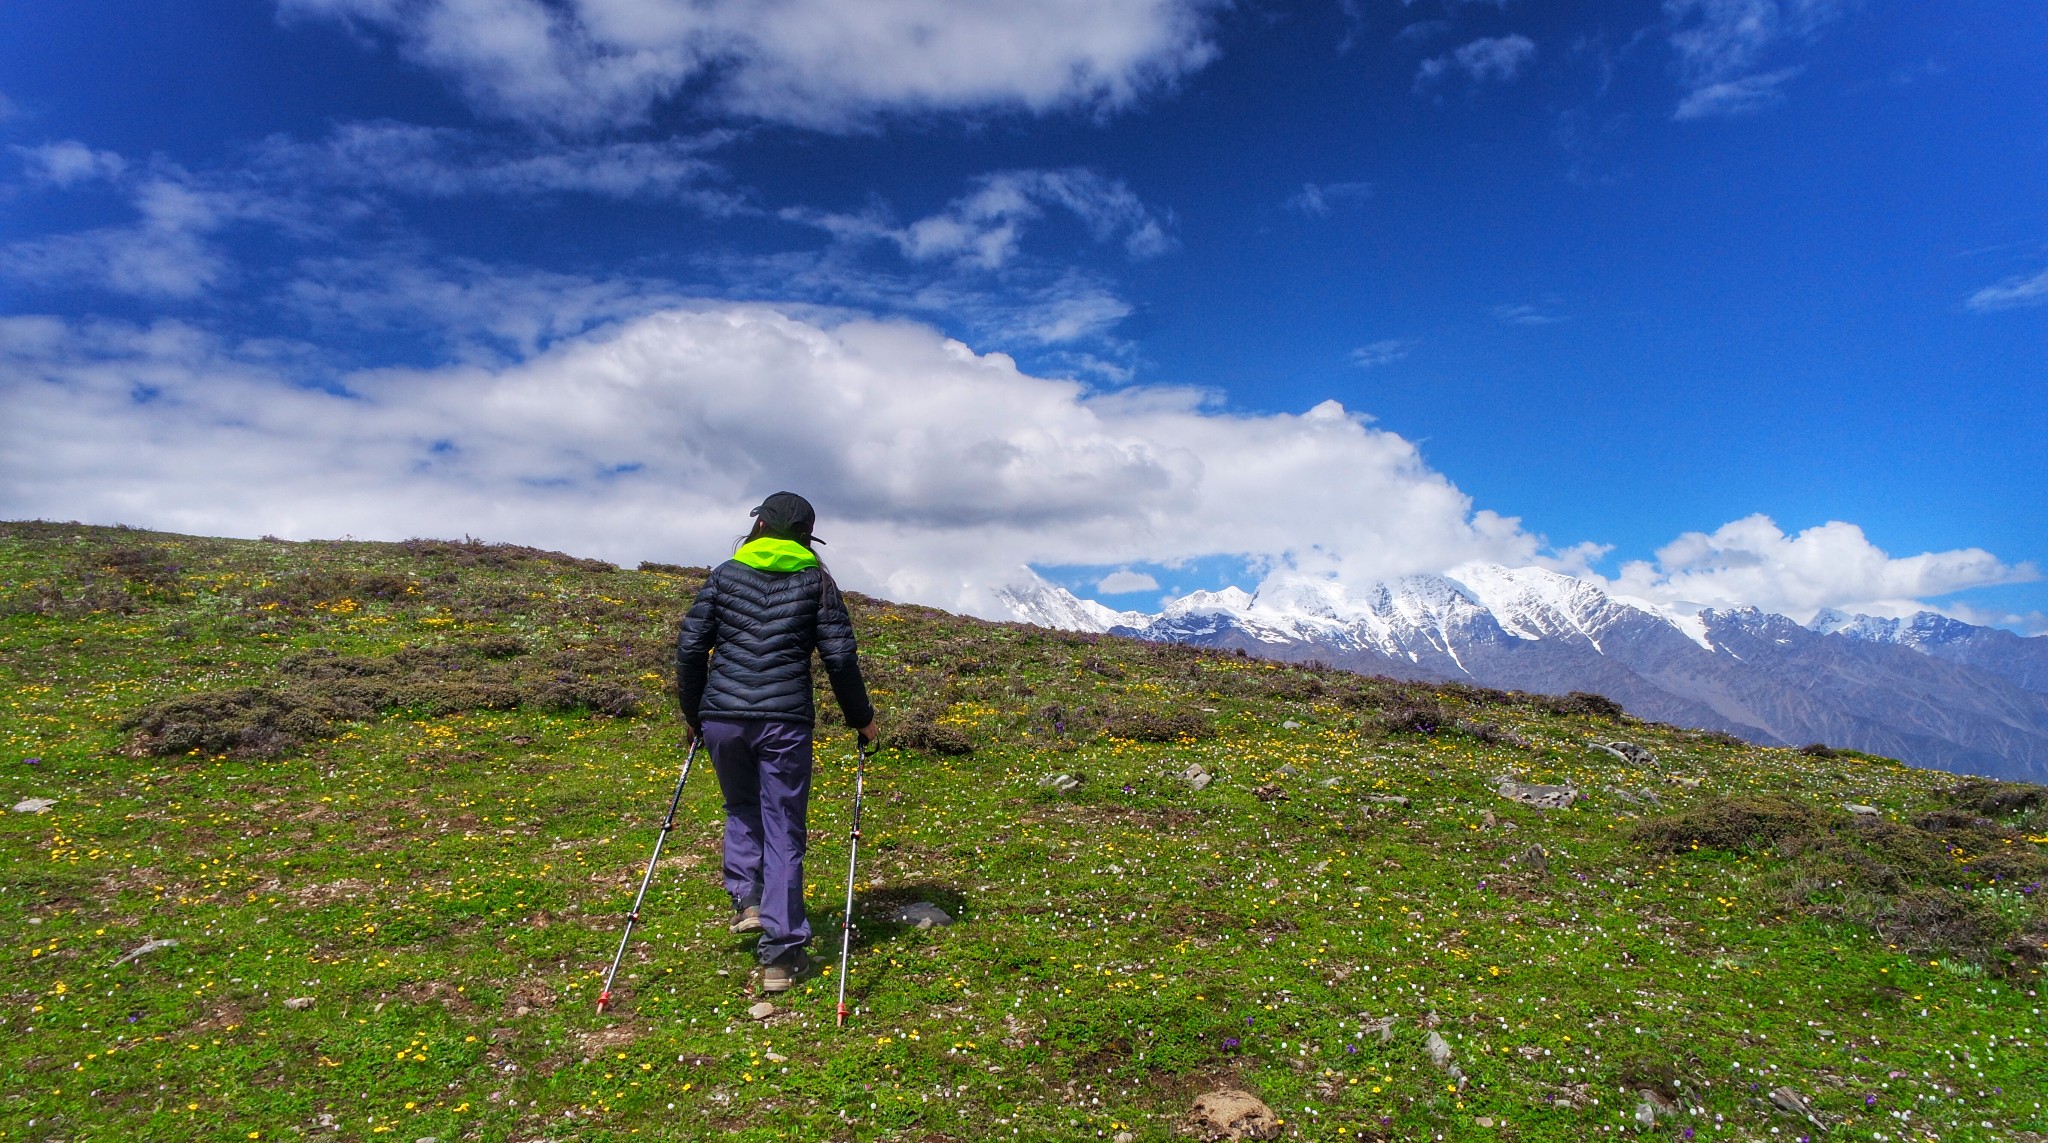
left=3, top=522, right=2046, bottom=1142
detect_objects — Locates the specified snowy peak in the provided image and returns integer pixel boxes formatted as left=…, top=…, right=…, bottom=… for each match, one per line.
left=1811, top=608, right=1981, bottom=649
left=993, top=582, right=1148, bottom=635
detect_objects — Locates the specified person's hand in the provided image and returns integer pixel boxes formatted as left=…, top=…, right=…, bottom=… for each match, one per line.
left=684, top=722, right=701, bottom=749
left=857, top=720, right=880, bottom=747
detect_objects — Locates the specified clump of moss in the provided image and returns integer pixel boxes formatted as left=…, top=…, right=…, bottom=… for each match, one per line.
left=1544, top=691, right=1627, bottom=719
left=1634, top=794, right=1830, bottom=853
left=402, top=536, right=616, bottom=573
left=1102, top=707, right=1212, bottom=743
left=887, top=711, right=975, bottom=756
left=120, top=686, right=365, bottom=759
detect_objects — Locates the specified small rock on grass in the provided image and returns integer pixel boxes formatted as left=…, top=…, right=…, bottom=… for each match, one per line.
left=888, top=901, right=954, bottom=928
left=110, top=938, right=179, bottom=967
left=1494, top=777, right=1578, bottom=809
left=1180, top=1089, right=1280, bottom=1142
left=1038, top=773, right=1081, bottom=793
left=1366, top=794, right=1409, bottom=807
left=1182, top=764, right=1214, bottom=791
left=1844, top=803, right=1881, bottom=816
left=747, top=1001, right=776, bottom=1021
left=12, top=798, right=56, bottom=814
left=283, top=996, right=315, bottom=1010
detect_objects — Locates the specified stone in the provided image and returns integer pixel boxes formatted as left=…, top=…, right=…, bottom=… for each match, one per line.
left=1180, top=1089, right=1281, bottom=1142
left=283, top=996, right=315, bottom=1010
left=764, top=1050, right=787, bottom=1063
left=1114, top=1134, right=1136, bottom=1143
left=1634, top=1098, right=1656, bottom=1131
left=1592, top=741, right=1657, bottom=767
left=1844, top=803, right=1881, bottom=816
left=1494, top=777, right=1578, bottom=809
left=747, top=1001, right=776, bottom=1021
left=1768, top=1086, right=1821, bottom=1127
left=1321, top=777, right=1341, bottom=788
left=110, top=938, right=179, bottom=968
left=1181, top=763, right=1213, bottom=791
left=1514, top=844, right=1550, bottom=876
left=1252, top=784, right=1286, bottom=803
left=888, top=901, right=954, bottom=928
left=1038, top=773, right=1080, bottom=793
left=1276, top=764, right=1300, bottom=778
left=12, top=798, right=56, bottom=814
left=1281, top=720, right=1302, bottom=730
left=1425, top=1030, right=1453, bottom=1069
left=1366, top=795, right=1410, bottom=807
left=1475, top=1116, right=1495, bottom=1128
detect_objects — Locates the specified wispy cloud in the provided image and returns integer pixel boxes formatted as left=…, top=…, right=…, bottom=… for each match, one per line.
left=1491, top=302, right=1566, bottom=325
left=1965, top=267, right=2048, bottom=313
left=784, top=169, right=1172, bottom=271
left=12, top=140, right=127, bottom=187
left=1664, top=0, right=1846, bottom=120
left=1349, top=338, right=1417, bottom=368
left=277, top=0, right=1224, bottom=134
left=1416, top=34, right=1538, bottom=92
left=1673, top=66, right=1802, bottom=120
left=0, top=173, right=313, bottom=299
left=252, top=122, right=739, bottom=207
left=1285, top=181, right=1373, bottom=218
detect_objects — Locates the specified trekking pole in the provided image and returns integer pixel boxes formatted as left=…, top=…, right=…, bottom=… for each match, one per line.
left=596, top=739, right=699, bottom=1015
left=834, top=736, right=873, bottom=1028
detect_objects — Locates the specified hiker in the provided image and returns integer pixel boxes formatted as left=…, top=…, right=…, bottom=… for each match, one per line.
left=675, top=492, right=879, bottom=992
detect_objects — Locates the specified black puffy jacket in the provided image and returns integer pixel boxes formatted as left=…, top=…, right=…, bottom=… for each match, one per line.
left=675, top=552, right=874, bottom=731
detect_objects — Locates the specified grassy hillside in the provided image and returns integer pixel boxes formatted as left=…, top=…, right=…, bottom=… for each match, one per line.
left=2, top=521, right=2045, bottom=1143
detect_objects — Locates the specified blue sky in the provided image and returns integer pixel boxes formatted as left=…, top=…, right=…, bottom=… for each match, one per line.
left=2, top=0, right=2043, bottom=627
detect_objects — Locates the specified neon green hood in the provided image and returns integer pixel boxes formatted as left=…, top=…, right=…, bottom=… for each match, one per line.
left=733, top=537, right=819, bottom=573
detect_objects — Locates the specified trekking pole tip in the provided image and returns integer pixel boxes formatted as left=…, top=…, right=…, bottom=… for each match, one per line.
left=836, top=1002, right=847, bottom=1027
left=595, top=991, right=612, bottom=1014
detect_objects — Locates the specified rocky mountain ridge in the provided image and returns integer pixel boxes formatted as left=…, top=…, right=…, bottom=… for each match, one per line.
left=998, top=566, right=2048, bottom=781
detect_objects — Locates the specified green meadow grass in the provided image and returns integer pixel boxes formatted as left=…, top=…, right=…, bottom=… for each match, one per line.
left=2, top=522, right=2045, bottom=1142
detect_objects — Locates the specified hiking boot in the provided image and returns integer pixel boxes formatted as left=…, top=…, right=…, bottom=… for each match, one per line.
left=729, top=906, right=762, bottom=934
left=759, top=957, right=814, bottom=993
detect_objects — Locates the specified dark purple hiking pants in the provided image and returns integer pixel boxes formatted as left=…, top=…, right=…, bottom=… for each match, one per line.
left=701, top=719, right=814, bottom=966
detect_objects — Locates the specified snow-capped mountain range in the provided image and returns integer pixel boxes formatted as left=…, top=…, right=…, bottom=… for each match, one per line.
left=996, top=565, right=2048, bottom=782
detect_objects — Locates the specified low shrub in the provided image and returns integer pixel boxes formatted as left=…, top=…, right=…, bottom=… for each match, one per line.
left=1102, top=707, right=1212, bottom=743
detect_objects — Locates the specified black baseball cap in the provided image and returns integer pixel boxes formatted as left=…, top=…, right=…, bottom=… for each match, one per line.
left=749, top=491, right=823, bottom=544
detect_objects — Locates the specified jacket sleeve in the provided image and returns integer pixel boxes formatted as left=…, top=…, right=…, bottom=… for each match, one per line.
left=814, top=572, right=875, bottom=729
left=675, top=573, right=720, bottom=727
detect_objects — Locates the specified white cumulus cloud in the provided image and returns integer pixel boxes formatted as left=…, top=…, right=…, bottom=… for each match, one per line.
left=0, top=303, right=1543, bottom=617
left=1607, top=514, right=2036, bottom=623
left=1097, top=569, right=1160, bottom=594
left=278, top=0, right=1222, bottom=133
